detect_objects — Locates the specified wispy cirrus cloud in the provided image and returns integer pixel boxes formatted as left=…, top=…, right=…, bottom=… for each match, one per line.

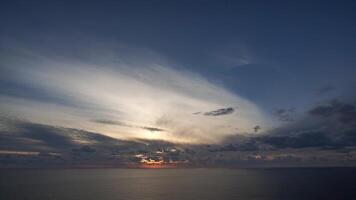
left=0, top=43, right=271, bottom=144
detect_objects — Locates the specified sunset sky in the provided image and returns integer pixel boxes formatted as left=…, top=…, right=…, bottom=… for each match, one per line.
left=1, top=0, right=356, bottom=167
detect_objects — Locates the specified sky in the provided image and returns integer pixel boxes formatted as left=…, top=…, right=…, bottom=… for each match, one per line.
left=0, top=0, right=356, bottom=168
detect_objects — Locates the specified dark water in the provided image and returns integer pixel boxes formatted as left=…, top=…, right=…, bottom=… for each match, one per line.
left=1, top=168, right=356, bottom=200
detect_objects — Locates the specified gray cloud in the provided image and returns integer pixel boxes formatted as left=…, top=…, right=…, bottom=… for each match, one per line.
left=209, top=142, right=259, bottom=152
left=212, top=99, right=356, bottom=151
left=309, top=100, right=356, bottom=125
left=203, top=107, right=235, bottom=116
left=253, top=125, right=261, bottom=132
left=264, top=100, right=356, bottom=148
left=142, top=127, right=165, bottom=132
left=273, top=108, right=296, bottom=122
left=1, top=117, right=356, bottom=168
left=257, top=131, right=334, bottom=149
left=94, top=119, right=165, bottom=132
left=93, top=119, right=127, bottom=126
left=0, top=118, right=124, bottom=152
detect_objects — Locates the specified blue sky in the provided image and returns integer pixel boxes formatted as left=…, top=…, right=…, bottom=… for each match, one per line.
left=1, top=1, right=355, bottom=111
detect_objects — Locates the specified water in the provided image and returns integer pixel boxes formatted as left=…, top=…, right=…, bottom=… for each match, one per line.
left=1, top=168, right=356, bottom=200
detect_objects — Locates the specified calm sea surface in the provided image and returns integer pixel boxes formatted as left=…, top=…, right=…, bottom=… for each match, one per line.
left=1, top=168, right=356, bottom=200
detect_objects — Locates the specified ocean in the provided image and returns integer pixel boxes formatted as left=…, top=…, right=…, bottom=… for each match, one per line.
left=1, top=168, right=356, bottom=200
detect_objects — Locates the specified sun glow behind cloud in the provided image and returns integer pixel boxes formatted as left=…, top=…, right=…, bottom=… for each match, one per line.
left=0, top=46, right=271, bottom=144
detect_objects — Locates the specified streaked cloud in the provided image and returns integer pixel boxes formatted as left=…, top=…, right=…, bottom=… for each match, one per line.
left=203, top=107, right=235, bottom=116
left=192, top=107, right=236, bottom=116
left=94, top=119, right=165, bottom=132
left=0, top=45, right=271, bottom=144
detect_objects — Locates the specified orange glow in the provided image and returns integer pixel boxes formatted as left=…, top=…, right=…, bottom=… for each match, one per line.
left=141, top=158, right=165, bottom=167
left=131, top=154, right=190, bottom=169
left=138, top=159, right=190, bottom=169
left=140, top=159, right=164, bottom=165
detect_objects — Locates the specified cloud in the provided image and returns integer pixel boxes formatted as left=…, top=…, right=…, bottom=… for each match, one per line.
left=1, top=117, right=356, bottom=168
left=210, top=98, right=356, bottom=151
left=273, top=108, right=296, bottom=122
left=93, top=120, right=127, bottom=126
left=203, top=107, right=235, bottom=116
left=253, top=125, right=261, bottom=132
left=308, top=100, right=356, bottom=125
left=208, top=142, right=259, bottom=152
left=142, top=127, right=165, bottom=132
left=257, top=131, right=334, bottom=149
left=192, top=107, right=236, bottom=116
left=262, top=99, right=356, bottom=149
left=94, top=119, right=165, bottom=132
left=0, top=117, right=123, bottom=151
left=0, top=44, right=270, bottom=144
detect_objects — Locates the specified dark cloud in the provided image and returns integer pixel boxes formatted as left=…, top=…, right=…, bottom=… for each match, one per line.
left=258, top=131, right=334, bottom=149
left=142, top=127, right=165, bottom=132
left=0, top=118, right=132, bottom=152
left=273, top=108, right=296, bottom=122
left=212, top=130, right=347, bottom=152
left=263, top=99, right=356, bottom=149
left=253, top=125, right=261, bottom=132
left=203, top=107, right=235, bottom=116
left=212, top=99, right=356, bottom=151
left=94, top=119, right=165, bottom=132
left=209, top=142, right=259, bottom=152
left=93, top=119, right=127, bottom=126
left=0, top=120, right=77, bottom=151
left=72, top=145, right=96, bottom=153
left=1, top=118, right=356, bottom=168
left=309, top=100, right=356, bottom=125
